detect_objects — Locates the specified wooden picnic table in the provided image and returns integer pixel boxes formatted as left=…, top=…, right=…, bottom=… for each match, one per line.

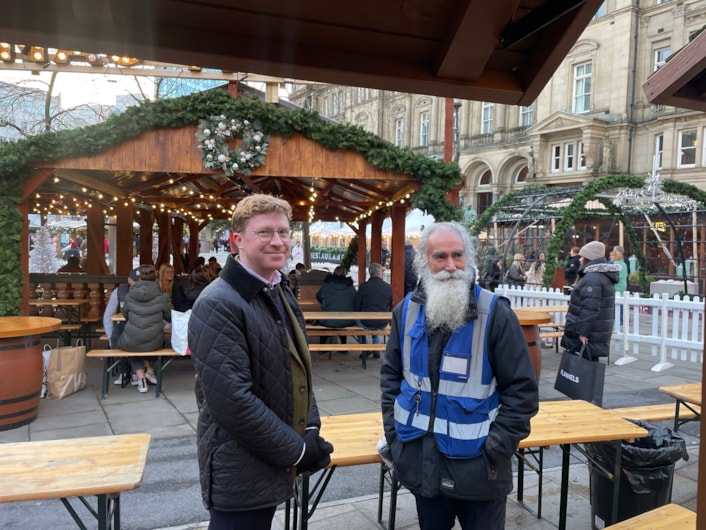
left=290, top=400, right=647, bottom=530
left=302, top=311, right=392, bottom=321
left=603, top=503, right=695, bottom=529
left=0, top=433, right=151, bottom=530
left=659, top=382, right=702, bottom=432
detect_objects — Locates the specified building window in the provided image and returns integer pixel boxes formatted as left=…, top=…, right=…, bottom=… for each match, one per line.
left=593, top=2, right=606, bottom=18
left=419, top=111, right=429, bottom=147
left=356, top=87, right=370, bottom=103
left=564, top=143, right=575, bottom=171
left=654, top=46, right=670, bottom=71
left=481, top=102, right=494, bottom=134
left=578, top=142, right=587, bottom=169
left=519, top=104, right=535, bottom=127
left=323, top=97, right=329, bottom=117
left=656, top=0, right=670, bottom=4
left=516, top=165, right=529, bottom=183
left=395, top=118, right=404, bottom=147
left=552, top=144, right=561, bottom=172
left=678, top=129, right=697, bottom=168
left=478, top=169, right=492, bottom=186
left=655, top=134, right=664, bottom=169
left=573, top=62, right=592, bottom=114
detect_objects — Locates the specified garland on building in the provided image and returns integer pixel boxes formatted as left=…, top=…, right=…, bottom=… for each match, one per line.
left=0, top=88, right=462, bottom=315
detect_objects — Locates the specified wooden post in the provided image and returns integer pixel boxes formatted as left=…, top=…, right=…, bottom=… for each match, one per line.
left=155, top=211, right=171, bottom=267
left=391, top=203, right=407, bottom=305
left=357, top=220, right=367, bottom=286
left=85, top=205, right=109, bottom=274
left=115, top=201, right=134, bottom=275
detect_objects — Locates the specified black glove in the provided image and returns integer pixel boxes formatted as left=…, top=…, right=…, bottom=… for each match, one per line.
left=298, top=429, right=334, bottom=473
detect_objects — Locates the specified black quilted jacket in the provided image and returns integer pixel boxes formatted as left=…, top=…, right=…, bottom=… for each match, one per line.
left=189, top=255, right=321, bottom=511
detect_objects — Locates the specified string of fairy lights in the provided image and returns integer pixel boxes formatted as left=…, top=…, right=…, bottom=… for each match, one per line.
left=32, top=175, right=415, bottom=227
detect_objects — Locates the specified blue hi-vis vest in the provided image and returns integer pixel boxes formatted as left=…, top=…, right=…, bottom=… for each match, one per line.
left=393, top=285, right=499, bottom=458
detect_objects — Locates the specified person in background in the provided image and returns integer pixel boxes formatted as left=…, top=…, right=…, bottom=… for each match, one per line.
left=564, top=246, right=581, bottom=287
left=381, top=221, right=538, bottom=529
left=526, top=251, right=546, bottom=288
left=189, top=194, right=333, bottom=529
left=481, top=245, right=503, bottom=292
left=610, top=245, right=628, bottom=325
left=158, top=263, right=176, bottom=299
left=173, top=265, right=213, bottom=312
left=57, top=255, right=84, bottom=273
left=381, top=240, right=390, bottom=267
left=117, top=264, right=172, bottom=392
left=505, top=253, right=527, bottom=286
left=103, top=267, right=139, bottom=386
left=561, top=241, right=620, bottom=362
left=207, top=256, right=222, bottom=276
left=354, top=262, right=392, bottom=361
left=291, top=239, right=304, bottom=264
left=404, top=239, right=418, bottom=295
left=316, top=265, right=357, bottom=330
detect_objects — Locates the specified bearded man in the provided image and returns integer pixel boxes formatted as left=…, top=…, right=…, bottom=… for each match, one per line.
left=380, top=222, right=538, bottom=530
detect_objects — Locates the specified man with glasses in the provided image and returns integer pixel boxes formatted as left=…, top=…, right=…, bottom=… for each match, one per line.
left=189, top=194, right=333, bottom=529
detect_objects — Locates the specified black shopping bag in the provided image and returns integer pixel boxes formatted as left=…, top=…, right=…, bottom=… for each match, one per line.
left=554, top=345, right=605, bottom=406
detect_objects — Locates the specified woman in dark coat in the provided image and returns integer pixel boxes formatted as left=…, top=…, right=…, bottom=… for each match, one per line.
left=316, top=265, right=357, bottom=328
left=561, top=241, right=620, bottom=361
left=117, top=264, right=172, bottom=392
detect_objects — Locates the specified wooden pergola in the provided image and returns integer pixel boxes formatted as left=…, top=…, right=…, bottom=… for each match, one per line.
left=19, top=84, right=429, bottom=308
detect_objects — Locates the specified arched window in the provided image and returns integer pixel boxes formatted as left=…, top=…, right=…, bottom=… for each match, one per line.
left=478, top=169, right=492, bottom=186
left=516, top=165, right=529, bottom=183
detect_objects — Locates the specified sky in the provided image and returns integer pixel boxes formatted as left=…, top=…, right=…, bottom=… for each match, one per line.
left=0, top=69, right=153, bottom=107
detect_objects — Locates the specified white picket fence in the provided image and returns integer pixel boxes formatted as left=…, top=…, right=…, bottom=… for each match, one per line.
left=495, top=284, right=705, bottom=372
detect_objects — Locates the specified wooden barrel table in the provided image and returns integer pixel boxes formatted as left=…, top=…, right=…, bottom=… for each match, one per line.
left=0, top=317, right=61, bottom=431
left=512, top=308, right=552, bottom=380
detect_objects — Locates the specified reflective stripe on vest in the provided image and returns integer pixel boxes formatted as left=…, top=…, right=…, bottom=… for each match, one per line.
left=393, top=285, right=500, bottom=458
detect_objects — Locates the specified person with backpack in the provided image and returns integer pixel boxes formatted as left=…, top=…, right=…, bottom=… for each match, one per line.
left=481, top=246, right=503, bottom=292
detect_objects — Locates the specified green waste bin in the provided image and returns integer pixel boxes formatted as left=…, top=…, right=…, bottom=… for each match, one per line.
left=586, top=419, right=688, bottom=529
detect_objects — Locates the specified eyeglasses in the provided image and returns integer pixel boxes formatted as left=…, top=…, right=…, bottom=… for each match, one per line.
left=244, top=229, right=291, bottom=242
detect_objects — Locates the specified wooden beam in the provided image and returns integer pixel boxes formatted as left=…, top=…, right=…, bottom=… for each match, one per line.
left=54, top=169, right=125, bottom=198
left=643, top=30, right=706, bottom=112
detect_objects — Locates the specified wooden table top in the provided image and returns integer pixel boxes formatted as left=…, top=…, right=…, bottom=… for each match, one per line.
left=303, top=311, right=392, bottom=321
left=110, top=313, right=125, bottom=322
left=0, top=433, right=151, bottom=503
left=318, top=400, right=647, bottom=468
left=320, top=412, right=384, bottom=467
left=29, top=299, right=88, bottom=306
left=520, top=400, right=647, bottom=448
left=520, top=305, right=569, bottom=314
left=0, top=316, right=62, bottom=339
left=604, top=503, right=695, bottom=529
left=659, top=383, right=702, bottom=407
left=512, top=308, right=552, bottom=326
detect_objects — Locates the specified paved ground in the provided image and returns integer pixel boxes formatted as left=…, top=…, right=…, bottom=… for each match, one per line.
left=0, top=301, right=701, bottom=529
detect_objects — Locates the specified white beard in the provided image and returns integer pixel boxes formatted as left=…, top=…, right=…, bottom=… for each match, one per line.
left=423, top=269, right=473, bottom=331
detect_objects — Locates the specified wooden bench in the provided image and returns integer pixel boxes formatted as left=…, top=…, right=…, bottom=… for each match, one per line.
left=608, top=403, right=700, bottom=423
left=87, top=348, right=186, bottom=398
left=604, top=503, right=695, bottom=529
left=659, top=382, right=702, bottom=432
left=0, top=433, right=151, bottom=530
left=309, top=342, right=386, bottom=368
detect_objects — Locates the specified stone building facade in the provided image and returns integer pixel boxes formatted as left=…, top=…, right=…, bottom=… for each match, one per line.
left=289, top=0, right=706, bottom=215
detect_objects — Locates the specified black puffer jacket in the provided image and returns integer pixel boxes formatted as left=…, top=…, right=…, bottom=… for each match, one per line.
left=316, top=274, right=356, bottom=327
left=561, top=257, right=620, bottom=359
left=189, top=255, right=321, bottom=511
left=117, top=280, right=171, bottom=352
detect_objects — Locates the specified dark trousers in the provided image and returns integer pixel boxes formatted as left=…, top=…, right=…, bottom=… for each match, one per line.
left=208, top=506, right=276, bottom=530
left=413, top=493, right=506, bottom=530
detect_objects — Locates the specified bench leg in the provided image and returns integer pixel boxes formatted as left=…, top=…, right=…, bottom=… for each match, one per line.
left=156, top=356, right=163, bottom=398
left=101, top=358, right=110, bottom=399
